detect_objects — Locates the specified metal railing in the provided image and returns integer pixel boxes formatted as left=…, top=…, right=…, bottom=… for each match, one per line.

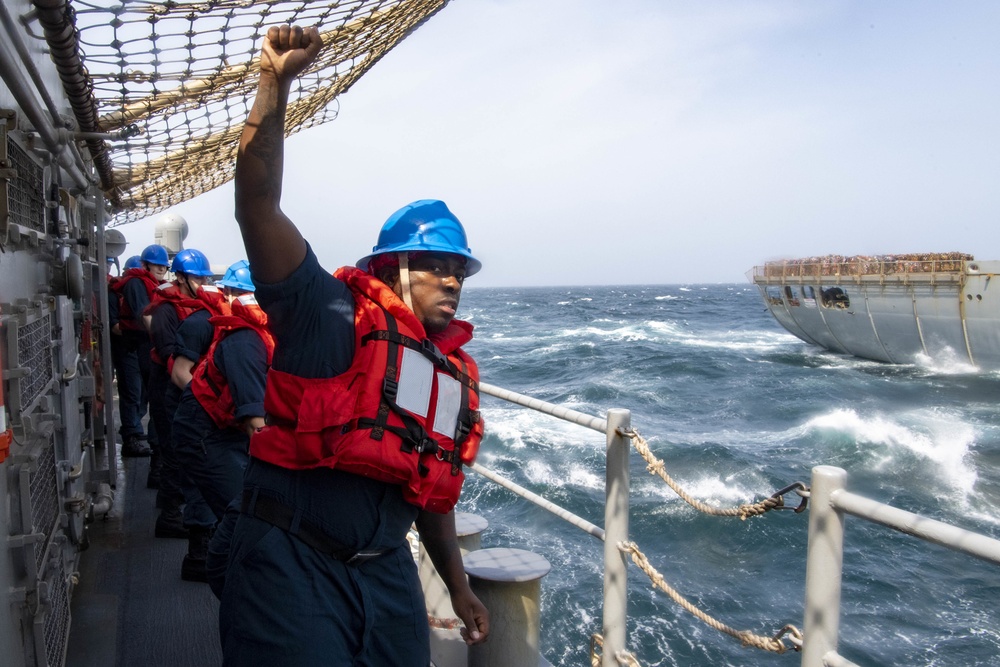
left=476, top=385, right=1000, bottom=667
left=476, top=382, right=630, bottom=667
left=751, top=255, right=971, bottom=284
left=802, top=465, right=1000, bottom=667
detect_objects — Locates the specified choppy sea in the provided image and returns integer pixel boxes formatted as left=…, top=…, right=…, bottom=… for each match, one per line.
left=454, top=284, right=1000, bottom=667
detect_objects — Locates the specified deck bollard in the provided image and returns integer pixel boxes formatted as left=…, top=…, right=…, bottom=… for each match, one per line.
left=465, top=547, right=551, bottom=667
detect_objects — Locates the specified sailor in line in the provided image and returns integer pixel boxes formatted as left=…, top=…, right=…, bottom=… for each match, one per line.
left=210, top=24, right=490, bottom=666
left=172, top=261, right=272, bottom=583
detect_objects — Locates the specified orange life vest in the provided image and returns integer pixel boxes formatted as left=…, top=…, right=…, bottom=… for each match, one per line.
left=190, top=294, right=275, bottom=431
left=145, top=283, right=230, bottom=370
left=251, top=266, right=484, bottom=514
left=110, top=268, right=159, bottom=332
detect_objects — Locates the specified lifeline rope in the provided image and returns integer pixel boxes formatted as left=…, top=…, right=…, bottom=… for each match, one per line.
left=590, top=634, right=642, bottom=667
left=622, top=428, right=785, bottom=520
left=618, top=541, right=802, bottom=654
left=427, top=614, right=462, bottom=630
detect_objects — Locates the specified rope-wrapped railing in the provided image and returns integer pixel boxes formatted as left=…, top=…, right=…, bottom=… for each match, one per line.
left=476, top=386, right=812, bottom=664
left=622, top=428, right=809, bottom=520
left=617, top=541, right=802, bottom=655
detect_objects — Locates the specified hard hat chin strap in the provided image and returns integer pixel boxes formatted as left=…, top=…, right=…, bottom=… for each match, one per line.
left=397, top=252, right=414, bottom=311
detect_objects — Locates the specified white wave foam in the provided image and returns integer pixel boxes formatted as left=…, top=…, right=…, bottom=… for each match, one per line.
left=810, top=353, right=888, bottom=370
left=647, top=319, right=795, bottom=353
left=525, top=341, right=593, bottom=356
left=523, top=460, right=603, bottom=490
left=654, top=295, right=681, bottom=301
left=510, top=318, right=793, bottom=353
left=559, top=324, right=654, bottom=343
left=646, top=320, right=683, bottom=336
left=804, top=408, right=978, bottom=497
left=965, top=506, right=1000, bottom=529
left=639, top=470, right=764, bottom=511
left=681, top=331, right=796, bottom=353
left=913, top=349, right=981, bottom=375
left=481, top=406, right=602, bottom=452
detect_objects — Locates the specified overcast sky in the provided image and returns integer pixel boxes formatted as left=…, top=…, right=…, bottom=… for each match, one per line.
left=117, top=0, right=1000, bottom=286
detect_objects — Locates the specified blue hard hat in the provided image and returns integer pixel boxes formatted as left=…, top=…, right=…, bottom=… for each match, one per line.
left=170, top=248, right=214, bottom=277
left=140, top=244, right=170, bottom=267
left=356, top=200, right=481, bottom=277
left=217, top=260, right=255, bottom=292
left=124, top=255, right=143, bottom=270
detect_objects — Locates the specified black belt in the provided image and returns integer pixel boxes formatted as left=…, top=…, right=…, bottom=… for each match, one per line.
left=240, top=490, right=389, bottom=566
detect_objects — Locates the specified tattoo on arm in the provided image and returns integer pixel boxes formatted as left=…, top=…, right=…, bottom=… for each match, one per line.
left=246, top=112, right=284, bottom=199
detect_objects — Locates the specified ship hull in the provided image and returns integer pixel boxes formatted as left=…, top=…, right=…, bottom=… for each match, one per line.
left=752, top=256, right=1000, bottom=369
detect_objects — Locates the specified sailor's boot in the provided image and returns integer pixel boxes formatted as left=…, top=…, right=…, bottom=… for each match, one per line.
left=154, top=506, right=188, bottom=539
left=121, top=434, right=151, bottom=458
left=181, top=526, right=213, bottom=583
left=146, top=450, right=161, bottom=489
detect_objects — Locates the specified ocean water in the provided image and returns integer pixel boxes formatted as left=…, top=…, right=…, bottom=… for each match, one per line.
left=454, top=284, right=1000, bottom=667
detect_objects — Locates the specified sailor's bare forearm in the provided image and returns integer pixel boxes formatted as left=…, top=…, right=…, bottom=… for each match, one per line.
left=234, top=26, right=319, bottom=281
left=237, top=74, right=286, bottom=202
left=235, top=72, right=305, bottom=282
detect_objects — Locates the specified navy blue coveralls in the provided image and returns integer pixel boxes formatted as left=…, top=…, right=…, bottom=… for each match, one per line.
left=147, top=303, right=197, bottom=512
left=173, top=327, right=267, bottom=520
left=167, top=310, right=220, bottom=529
left=213, top=246, right=428, bottom=667
left=113, top=276, right=156, bottom=442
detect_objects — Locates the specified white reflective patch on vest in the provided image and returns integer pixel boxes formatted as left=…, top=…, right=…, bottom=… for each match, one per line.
left=0, top=407, right=6, bottom=432
left=395, top=347, right=434, bottom=418
left=433, top=373, right=461, bottom=438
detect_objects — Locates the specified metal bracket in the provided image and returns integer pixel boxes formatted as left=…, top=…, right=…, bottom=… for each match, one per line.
left=0, top=110, right=11, bottom=241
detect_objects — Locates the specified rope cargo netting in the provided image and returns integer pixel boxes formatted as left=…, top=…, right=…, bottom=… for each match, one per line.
left=52, top=0, right=450, bottom=223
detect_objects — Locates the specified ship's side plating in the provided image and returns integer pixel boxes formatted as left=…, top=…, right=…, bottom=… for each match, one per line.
left=1, top=1, right=116, bottom=664
left=753, top=256, right=1000, bottom=369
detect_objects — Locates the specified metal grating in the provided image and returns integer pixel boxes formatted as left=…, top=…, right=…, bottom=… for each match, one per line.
left=30, top=442, right=59, bottom=574
left=17, top=314, right=54, bottom=411
left=6, top=140, right=46, bottom=232
left=42, top=557, right=72, bottom=667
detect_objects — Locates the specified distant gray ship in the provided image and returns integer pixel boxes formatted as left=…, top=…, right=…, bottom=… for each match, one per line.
left=751, top=253, right=1000, bottom=370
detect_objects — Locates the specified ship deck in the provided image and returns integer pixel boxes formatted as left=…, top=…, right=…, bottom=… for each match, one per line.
left=63, top=446, right=464, bottom=667
left=66, top=453, right=222, bottom=667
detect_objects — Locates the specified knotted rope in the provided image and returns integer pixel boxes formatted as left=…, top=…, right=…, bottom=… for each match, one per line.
left=590, top=634, right=643, bottom=667
left=618, top=541, right=802, bottom=654
left=622, top=428, right=798, bottom=520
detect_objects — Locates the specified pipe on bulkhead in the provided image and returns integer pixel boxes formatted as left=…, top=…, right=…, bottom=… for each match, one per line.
left=91, top=482, right=113, bottom=518
left=29, top=0, right=114, bottom=190
left=0, top=1, right=61, bottom=119
left=0, top=33, right=91, bottom=189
